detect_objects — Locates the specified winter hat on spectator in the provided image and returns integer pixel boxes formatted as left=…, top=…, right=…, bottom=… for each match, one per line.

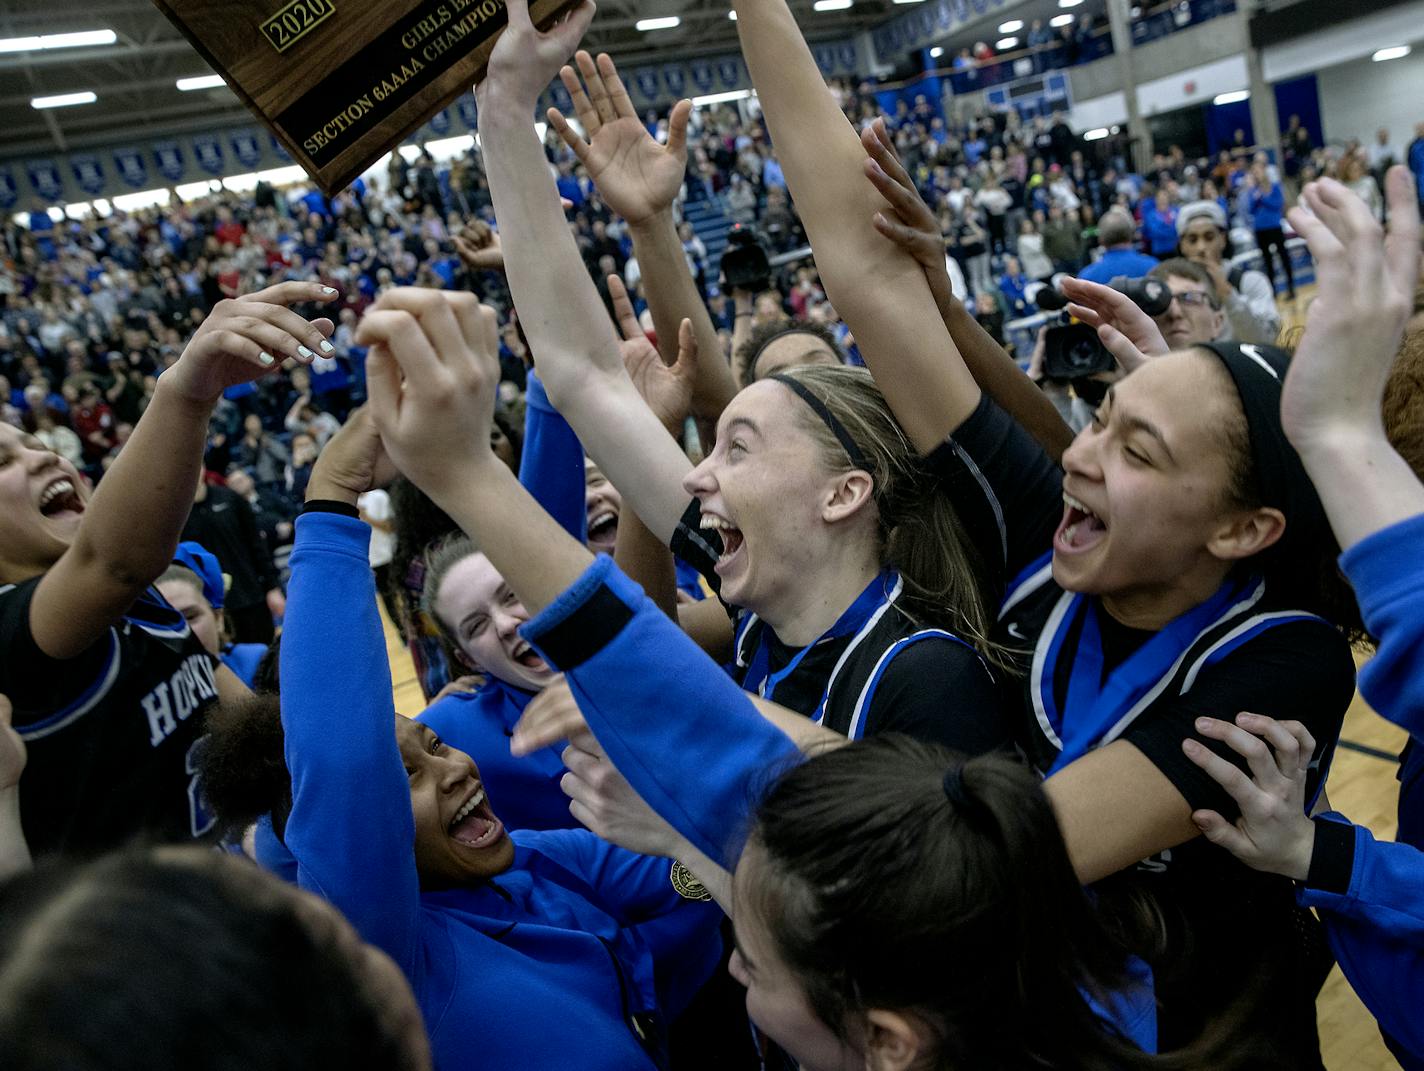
left=1176, top=200, right=1227, bottom=236
left=172, top=541, right=227, bottom=610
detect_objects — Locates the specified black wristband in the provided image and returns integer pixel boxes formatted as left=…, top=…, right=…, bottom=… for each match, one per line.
left=1302, top=816, right=1355, bottom=895
left=300, top=499, right=360, bottom=518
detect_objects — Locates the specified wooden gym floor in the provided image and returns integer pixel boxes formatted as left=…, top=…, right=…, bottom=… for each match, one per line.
left=380, top=286, right=1409, bottom=1068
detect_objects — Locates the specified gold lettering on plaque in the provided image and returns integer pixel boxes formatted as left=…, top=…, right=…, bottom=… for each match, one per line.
left=262, top=0, right=336, bottom=54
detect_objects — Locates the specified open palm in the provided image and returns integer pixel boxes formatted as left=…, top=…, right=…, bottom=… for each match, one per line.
left=548, top=51, right=690, bottom=226
left=608, top=274, right=696, bottom=432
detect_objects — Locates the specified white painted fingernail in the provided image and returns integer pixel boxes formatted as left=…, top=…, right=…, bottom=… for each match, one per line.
left=319, top=339, right=335, bottom=353
left=259, top=352, right=275, bottom=366
left=321, top=286, right=337, bottom=295
left=297, top=345, right=314, bottom=359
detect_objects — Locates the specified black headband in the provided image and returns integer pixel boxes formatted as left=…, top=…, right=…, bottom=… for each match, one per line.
left=1196, top=341, right=1328, bottom=561
left=768, top=373, right=873, bottom=474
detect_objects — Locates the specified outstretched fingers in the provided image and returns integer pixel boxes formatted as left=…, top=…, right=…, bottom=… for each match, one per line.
left=606, top=274, right=643, bottom=342
left=575, top=49, right=616, bottom=127
left=1383, top=165, right=1422, bottom=293
left=596, top=52, right=637, bottom=121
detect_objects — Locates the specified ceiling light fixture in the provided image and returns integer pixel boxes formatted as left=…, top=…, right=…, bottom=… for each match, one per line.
left=0, top=29, right=116, bottom=54
left=176, top=74, right=226, bottom=91
left=31, top=91, right=97, bottom=109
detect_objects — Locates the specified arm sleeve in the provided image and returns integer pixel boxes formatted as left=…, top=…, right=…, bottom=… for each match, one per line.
left=1121, top=619, right=1356, bottom=818
left=1299, top=814, right=1424, bottom=1058
left=1339, top=513, right=1424, bottom=739
left=521, top=555, right=801, bottom=869
left=1222, top=271, right=1281, bottom=345
left=530, top=829, right=718, bottom=923
left=863, top=639, right=1009, bottom=755
left=518, top=369, right=588, bottom=544
left=280, top=512, right=422, bottom=971
left=924, top=392, right=1065, bottom=597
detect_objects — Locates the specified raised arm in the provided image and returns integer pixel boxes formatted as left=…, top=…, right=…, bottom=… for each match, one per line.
left=475, top=0, right=694, bottom=544
left=1280, top=169, right=1423, bottom=550
left=728, top=0, right=981, bottom=451
left=280, top=411, right=422, bottom=970
left=31, top=282, right=337, bottom=660
left=549, top=52, right=737, bottom=427
left=860, top=119, right=1074, bottom=461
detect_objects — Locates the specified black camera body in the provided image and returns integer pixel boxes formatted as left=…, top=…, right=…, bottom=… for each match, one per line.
left=720, top=224, right=772, bottom=294
left=1041, top=275, right=1172, bottom=380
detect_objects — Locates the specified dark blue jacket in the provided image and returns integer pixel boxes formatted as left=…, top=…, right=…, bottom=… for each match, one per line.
left=270, top=514, right=721, bottom=1070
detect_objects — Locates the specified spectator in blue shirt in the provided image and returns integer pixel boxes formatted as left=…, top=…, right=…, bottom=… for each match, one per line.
left=1077, top=208, right=1159, bottom=283
left=998, top=255, right=1031, bottom=317
left=1142, top=190, right=1179, bottom=258
left=1246, top=160, right=1295, bottom=299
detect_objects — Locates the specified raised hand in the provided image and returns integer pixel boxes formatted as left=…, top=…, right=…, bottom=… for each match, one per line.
left=164, top=281, right=338, bottom=405
left=547, top=51, right=691, bottom=227
left=1058, top=276, right=1170, bottom=375
left=306, top=406, right=397, bottom=505
left=608, top=274, right=696, bottom=433
left=511, top=673, right=586, bottom=756
left=356, top=288, right=502, bottom=503
left=1181, top=712, right=1319, bottom=881
left=861, top=117, right=947, bottom=275
left=479, top=0, right=595, bottom=110
left=453, top=222, right=504, bottom=272
left=1281, top=169, right=1421, bottom=447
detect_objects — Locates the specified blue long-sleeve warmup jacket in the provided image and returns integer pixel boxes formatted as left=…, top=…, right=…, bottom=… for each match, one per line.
left=269, top=514, right=721, bottom=1070
left=1297, top=513, right=1424, bottom=1067
left=519, top=554, right=1158, bottom=1053
left=1248, top=182, right=1285, bottom=230
left=416, top=370, right=586, bottom=832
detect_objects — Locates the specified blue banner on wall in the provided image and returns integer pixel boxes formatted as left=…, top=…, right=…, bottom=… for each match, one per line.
left=716, top=58, right=742, bottom=89
left=269, top=133, right=292, bottom=161
left=662, top=64, right=686, bottom=98
left=690, top=59, right=714, bottom=94
left=231, top=129, right=262, bottom=167
left=113, top=147, right=148, bottom=188
left=0, top=167, right=16, bottom=210
left=154, top=141, right=186, bottom=181
left=193, top=133, right=224, bottom=175
left=428, top=108, right=451, bottom=135
left=70, top=153, right=106, bottom=195
left=873, top=0, right=1008, bottom=58
left=633, top=67, right=660, bottom=101
left=26, top=159, right=63, bottom=203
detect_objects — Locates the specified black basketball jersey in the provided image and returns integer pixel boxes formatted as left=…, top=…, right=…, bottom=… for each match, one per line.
left=0, top=577, right=220, bottom=857
left=731, top=574, right=986, bottom=740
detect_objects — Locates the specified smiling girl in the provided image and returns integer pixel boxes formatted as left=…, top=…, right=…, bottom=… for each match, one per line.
left=208, top=353, right=722, bottom=1071
left=480, top=43, right=1006, bottom=754
left=726, top=0, right=1358, bottom=1055
left=0, top=281, right=337, bottom=857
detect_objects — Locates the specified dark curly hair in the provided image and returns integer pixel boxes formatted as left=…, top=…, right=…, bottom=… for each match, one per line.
left=735, top=318, right=844, bottom=387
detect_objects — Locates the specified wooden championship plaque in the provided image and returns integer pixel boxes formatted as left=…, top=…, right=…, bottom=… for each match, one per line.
left=153, top=0, right=575, bottom=194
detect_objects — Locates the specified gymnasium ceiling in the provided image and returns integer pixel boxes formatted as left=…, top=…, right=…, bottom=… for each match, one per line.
left=0, top=0, right=905, bottom=158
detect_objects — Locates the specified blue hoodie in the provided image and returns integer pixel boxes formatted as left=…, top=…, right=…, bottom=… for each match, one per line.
left=269, top=513, right=722, bottom=1070
left=1296, top=513, right=1424, bottom=1067
left=1248, top=181, right=1285, bottom=230
left=520, top=554, right=1158, bottom=1054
